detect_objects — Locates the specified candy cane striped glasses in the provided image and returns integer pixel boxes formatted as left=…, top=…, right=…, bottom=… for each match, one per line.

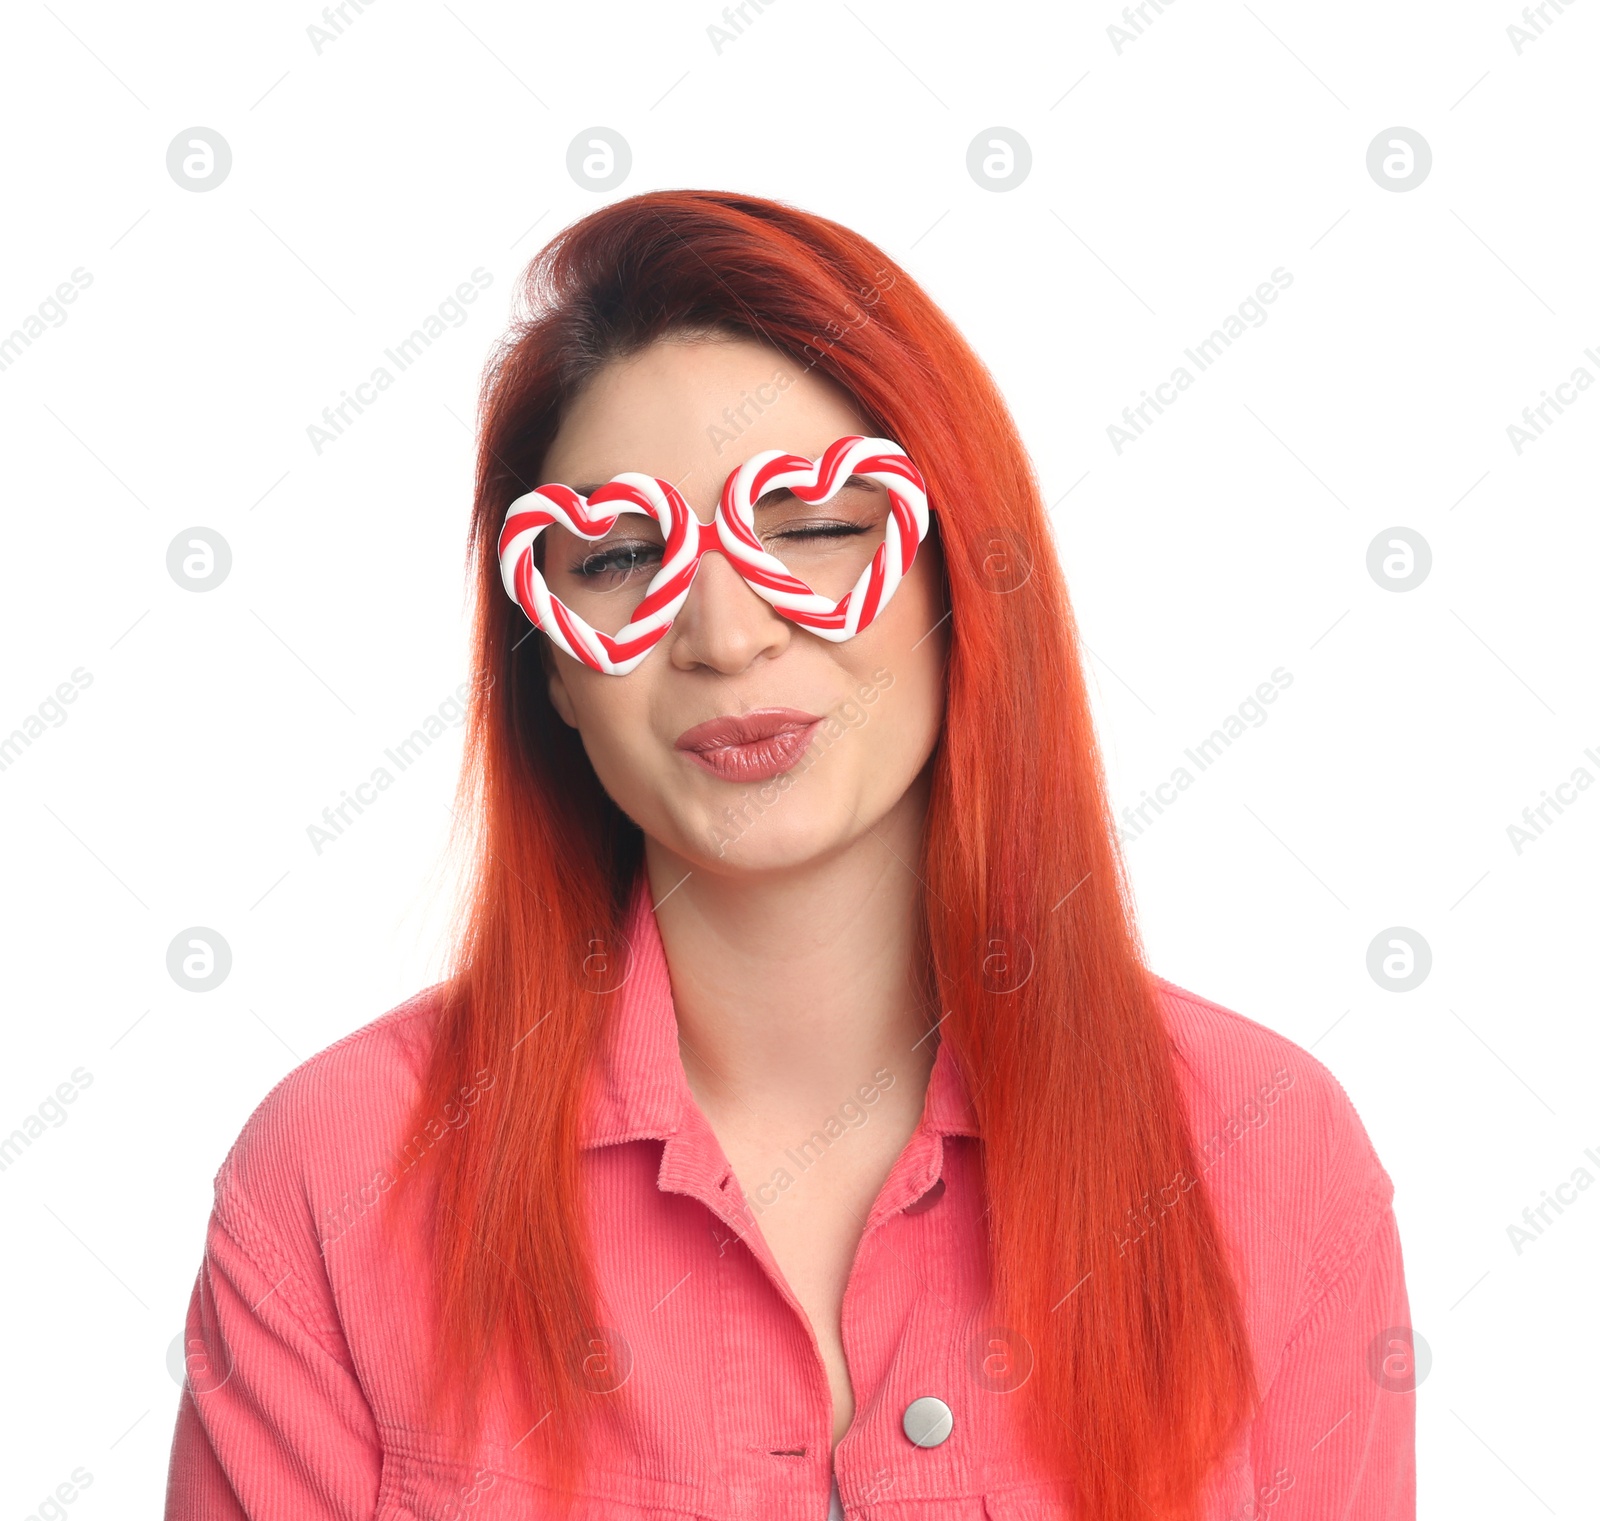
left=497, top=435, right=930, bottom=675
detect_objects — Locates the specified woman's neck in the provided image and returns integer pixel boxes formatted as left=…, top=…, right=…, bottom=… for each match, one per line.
left=642, top=776, right=938, bottom=1141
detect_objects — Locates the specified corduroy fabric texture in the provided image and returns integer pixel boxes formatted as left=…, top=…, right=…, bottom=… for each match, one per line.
left=164, top=866, right=1415, bottom=1519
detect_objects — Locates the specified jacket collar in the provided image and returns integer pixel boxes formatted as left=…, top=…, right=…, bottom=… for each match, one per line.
left=579, top=861, right=979, bottom=1148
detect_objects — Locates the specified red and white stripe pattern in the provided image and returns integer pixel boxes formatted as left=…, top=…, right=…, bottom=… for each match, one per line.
left=716, top=436, right=929, bottom=641
left=497, top=436, right=929, bottom=675
left=498, top=473, right=703, bottom=675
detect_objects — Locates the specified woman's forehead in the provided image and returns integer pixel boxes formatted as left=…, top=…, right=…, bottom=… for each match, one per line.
left=539, top=335, right=869, bottom=500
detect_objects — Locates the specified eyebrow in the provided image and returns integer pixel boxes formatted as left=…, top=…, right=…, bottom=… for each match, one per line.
left=756, top=473, right=885, bottom=504
left=567, top=472, right=886, bottom=500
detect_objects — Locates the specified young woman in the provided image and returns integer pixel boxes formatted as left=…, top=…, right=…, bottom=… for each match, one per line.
left=163, top=190, right=1415, bottom=1521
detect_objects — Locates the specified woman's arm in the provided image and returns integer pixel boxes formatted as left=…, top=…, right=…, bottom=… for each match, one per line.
left=164, top=1191, right=383, bottom=1520
left=1245, top=1194, right=1417, bottom=1519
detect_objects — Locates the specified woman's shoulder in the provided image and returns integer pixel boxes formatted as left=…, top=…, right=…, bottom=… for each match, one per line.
left=207, top=982, right=450, bottom=1239
left=178, top=986, right=457, bottom=1396
left=1150, top=975, right=1397, bottom=1320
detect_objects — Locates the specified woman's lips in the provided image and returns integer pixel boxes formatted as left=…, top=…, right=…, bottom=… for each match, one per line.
left=674, top=707, right=824, bottom=783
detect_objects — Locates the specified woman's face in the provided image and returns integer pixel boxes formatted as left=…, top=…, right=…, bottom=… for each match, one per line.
left=534, top=333, right=949, bottom=874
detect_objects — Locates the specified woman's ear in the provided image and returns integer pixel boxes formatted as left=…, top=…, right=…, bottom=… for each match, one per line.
left=539, top=635, right=580, bottom=729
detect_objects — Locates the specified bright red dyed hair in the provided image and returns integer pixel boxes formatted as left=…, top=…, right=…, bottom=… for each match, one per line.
left=397, top=189, right=1258, bottom=1520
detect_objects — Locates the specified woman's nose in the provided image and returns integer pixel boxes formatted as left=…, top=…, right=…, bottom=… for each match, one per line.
left=668, top=522, right=789, bottom=672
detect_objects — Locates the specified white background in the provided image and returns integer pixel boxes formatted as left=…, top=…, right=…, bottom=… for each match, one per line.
left=1, top=0, right=1595, bottom=1515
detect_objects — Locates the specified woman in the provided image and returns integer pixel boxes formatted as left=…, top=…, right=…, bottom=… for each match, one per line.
left=164, top=190, right=1415, bottom=1521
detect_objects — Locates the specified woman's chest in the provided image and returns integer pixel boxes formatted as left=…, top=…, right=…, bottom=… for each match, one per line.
left=715, top=1113, right=920, bottom=1451
left=355, top=1135, right=1093, bottom=1519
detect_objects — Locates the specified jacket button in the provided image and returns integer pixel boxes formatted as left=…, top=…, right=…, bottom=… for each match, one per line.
left=902, top=1395, right=953, bottom=1447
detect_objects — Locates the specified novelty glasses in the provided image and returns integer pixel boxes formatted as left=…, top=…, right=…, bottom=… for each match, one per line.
left=497, top=435, right=930, bottom=675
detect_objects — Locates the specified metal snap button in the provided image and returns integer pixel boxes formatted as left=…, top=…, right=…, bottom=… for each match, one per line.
left=902, top=1395, right=953, bottom=1447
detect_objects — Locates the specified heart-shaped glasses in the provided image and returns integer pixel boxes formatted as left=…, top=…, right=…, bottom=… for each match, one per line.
left=498, top=436, right=930, bottom=675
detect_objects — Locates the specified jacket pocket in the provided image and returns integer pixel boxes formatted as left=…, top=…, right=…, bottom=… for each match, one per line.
left=376, top=1441, right=721, bottom=1521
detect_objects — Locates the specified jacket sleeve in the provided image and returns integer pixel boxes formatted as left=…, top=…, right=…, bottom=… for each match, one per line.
left=163, top=1189, right=383, bottom=1520
left=1245, top=1178, right=1417, bottom=1519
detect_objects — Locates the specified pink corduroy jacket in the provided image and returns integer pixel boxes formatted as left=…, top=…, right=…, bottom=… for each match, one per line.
left=164, top=866, right=1416, bottom=1520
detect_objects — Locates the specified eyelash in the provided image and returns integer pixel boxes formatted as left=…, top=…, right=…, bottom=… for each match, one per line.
left=572, top=520, right=869, bottom=580
left=575, top=543, right=659, bottom=580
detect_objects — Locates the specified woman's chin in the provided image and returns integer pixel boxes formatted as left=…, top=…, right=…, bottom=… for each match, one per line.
left=682, top=800, right=852, bottom=875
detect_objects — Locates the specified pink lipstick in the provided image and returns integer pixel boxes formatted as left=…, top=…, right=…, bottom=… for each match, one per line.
left=674, top=707, right=824, bottom=783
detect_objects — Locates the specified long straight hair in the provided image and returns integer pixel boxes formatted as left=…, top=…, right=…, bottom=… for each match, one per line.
left=398, top=189, right=1258, bottom=1520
